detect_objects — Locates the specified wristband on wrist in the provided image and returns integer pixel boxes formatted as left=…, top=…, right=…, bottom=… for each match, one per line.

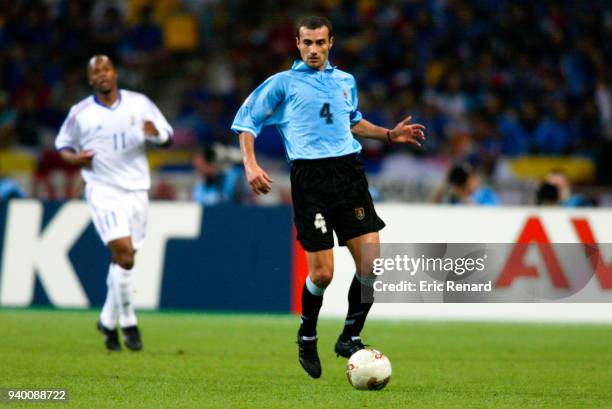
left=386, top=130, right=392, bottom=143
left=146, top=131, right=169, bottom=145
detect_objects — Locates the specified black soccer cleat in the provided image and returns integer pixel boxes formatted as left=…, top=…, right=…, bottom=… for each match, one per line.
left=96, top=320, right=121, bottom=351
left=122, top=325, right=143, bottom=351
left=297, top=334, right=322, bottom=379
left=335, top=335, right=366, bottom=358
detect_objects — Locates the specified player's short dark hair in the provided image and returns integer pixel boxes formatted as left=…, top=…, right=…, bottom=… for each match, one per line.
left=295, top=16, right=334, bottom=39
left=202, top=144, right=217, bottom=163
left=448, top=163, right=472, bottom=188
left=536, top=182, right=559, bottom=205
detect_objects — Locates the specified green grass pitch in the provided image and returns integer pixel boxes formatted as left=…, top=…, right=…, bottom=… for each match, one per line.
left=1, top=309, right=612, bottom=408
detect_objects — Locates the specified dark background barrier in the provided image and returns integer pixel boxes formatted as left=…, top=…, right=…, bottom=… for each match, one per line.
left=0, top=201, right=294, bottom=313
left=159, top=205, right=293, bottom=311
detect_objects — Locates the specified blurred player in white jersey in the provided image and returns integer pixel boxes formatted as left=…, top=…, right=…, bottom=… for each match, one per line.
left=55, top=55, right=173, bottom=351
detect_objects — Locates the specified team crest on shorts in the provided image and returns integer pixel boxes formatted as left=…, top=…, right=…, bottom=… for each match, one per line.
left=355, top=207, right=365, bottom=220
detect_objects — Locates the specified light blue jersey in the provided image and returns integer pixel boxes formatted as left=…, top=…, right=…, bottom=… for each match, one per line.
left=231, top=60, right=363, bottom=161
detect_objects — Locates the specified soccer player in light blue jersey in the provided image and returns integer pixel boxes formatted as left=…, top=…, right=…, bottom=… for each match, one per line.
left=232, top=16, right=426, bottom=379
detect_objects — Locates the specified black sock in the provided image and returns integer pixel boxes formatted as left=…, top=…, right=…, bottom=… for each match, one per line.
left=298, top=282, right=323, bottom=338
left=341, top=274, right=374, bottom=339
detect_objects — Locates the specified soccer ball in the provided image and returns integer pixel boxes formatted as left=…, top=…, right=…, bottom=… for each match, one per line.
left=346, top=348, right=392, bottom=390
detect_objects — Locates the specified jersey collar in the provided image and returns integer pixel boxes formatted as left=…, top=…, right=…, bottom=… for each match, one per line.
left=291, top=60, right=335, bottom=72
left=93, top=89, right=122, bottom=110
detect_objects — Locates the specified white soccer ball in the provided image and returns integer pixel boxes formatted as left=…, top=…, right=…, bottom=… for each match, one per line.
left=346, top=348, right=392, bottom=390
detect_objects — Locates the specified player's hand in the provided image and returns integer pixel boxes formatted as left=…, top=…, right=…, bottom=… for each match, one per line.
left=245, top=162, right=273, bottom=195
left=388, top=116, right=426, bottom=147
left=143, top=120, right=159, bottom=137
left=75, top=150, right=95, bottom=168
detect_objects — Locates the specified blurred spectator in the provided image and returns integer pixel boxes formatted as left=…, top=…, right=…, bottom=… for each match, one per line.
left=15, top=91, right=43, bottom=147
left=152, top=179, right=178, bottom=200
left=415, top=102, right=448, bottom=155
left=162, top=3, right=199, bottom=53
left=433, top=163, right=500, bottom=206
left=192, top=143, right=245, bottom=206
left=0, top=91, right=18, bottom=148
left=535, top=182, right=560, bottom=206
left=0, top=176, right=25, bottom=201
left=91, top=4, right=126, bottom=60
left=0, top=0, right=610, bottom=195
left=0, top=159, right=25, bottom=201
left=33, top=146, right=80, bottom=200
left=53, top=0, right=94, bottom=65
left=533, top=102, right=572, bottom=154
left=119, top=4, right=165, bottom=67
left=595, top=74, right=612, bottom=139
left=545, top=169, right=592, bottom=207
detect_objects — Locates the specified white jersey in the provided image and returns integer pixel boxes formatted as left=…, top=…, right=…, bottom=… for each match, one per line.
left=55, top=89, right=172, bottom=191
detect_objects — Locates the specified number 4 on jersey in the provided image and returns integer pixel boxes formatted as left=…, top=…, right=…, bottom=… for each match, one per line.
left=320, top=103, right=333, bottom=124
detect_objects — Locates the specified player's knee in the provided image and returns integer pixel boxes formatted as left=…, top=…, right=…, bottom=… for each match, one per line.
left=109, top=238, right=135, bottom=270
left=357, top=262, right=377, bottom=277
left=311, top=266, right=333, bottom=288
left=113, top=250, right=134, bottom=270
left=118, top=256, right=134, bottom=270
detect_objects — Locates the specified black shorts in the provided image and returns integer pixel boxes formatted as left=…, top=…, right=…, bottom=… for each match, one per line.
left=290, top=154, right=385, bottom=252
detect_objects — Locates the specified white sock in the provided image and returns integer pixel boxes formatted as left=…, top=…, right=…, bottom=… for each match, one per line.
left=99, top=264, right=118, bottom=329
left=305, top=276, right=326, bottom=296
left=109, top=263, right=138, bottom=328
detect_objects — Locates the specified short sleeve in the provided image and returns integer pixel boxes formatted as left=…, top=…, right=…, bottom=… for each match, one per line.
left=231, top=73, right=287, bottom=137
left=349, top=75, right=363, bottom=126
left=55, top=107, right=81, bottom=152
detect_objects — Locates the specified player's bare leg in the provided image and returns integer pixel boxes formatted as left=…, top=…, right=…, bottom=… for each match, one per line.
left=335, top=232, right=380, bottom=358
left=297, top=249, right=334, bottom=378
left=109, top=236, right=135, bottom=270
left=105, top=236, right=142, bottom=351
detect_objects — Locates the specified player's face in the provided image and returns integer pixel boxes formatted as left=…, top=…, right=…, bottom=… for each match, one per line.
left=88, top=58, right=117, bottom=95
left=296, top=26, right=333, bottom=71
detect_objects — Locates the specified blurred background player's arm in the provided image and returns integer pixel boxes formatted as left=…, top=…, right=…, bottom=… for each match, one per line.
left=239, top=131, right=272, bottom=195
left=141, top=92, right=174, bottom=148
left=58, top=148, right=95, bottom=168
left=143, top=119, right=172, bottom=148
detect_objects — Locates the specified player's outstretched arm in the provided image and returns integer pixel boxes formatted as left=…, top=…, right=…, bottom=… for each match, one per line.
left=239, top=131, right=273, bottom=195
left=59, top=148, right=95, bottom=168
left=351, top=116, right=426, bottom=147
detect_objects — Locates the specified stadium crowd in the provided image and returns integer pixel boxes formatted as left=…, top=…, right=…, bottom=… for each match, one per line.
left=1, top=0, right=610, bottom=195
